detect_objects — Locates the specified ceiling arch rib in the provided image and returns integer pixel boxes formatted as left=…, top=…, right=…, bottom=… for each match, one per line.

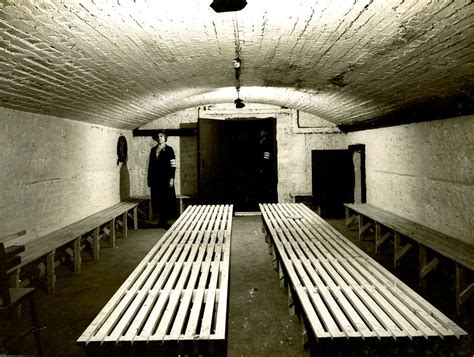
left=114, top=85, right=381, bottom=130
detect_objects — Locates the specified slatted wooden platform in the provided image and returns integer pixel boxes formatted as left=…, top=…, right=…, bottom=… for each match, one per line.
left=77, top=204, right=233, bottom=356
left=7, top=201, right=140, bottom=294
left=260, top=203, right=467, bottom=353
left=344, top=203, right=474, bottom=314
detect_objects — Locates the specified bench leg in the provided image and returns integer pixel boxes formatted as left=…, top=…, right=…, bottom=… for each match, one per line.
left=122, top=212, right=128, bottom=238
left=288, top=288, right=295, bottom=316
left=93, top=227, right=100, bottom=260
left=302, top=322, right=310, bottom=357
left=74, top=237, right=82, bottom=274
left=109, top=219, right=116, bottom=248
left=27, top=294, right=44, bottom=357
left=133, top=206, right=138, bottom=230
left=456, top=264, right=463, bottom=315
left=418, top=244, right=440, bottom=289
left=358, top=215, right=373, bottom=241
left=261, top=224, right=269, bottom=241
left=375, top=222, right=392, bottom=254
left=456, top=264, right=473, bottom=315
left=272, top=246, right=278, bottom=271
left=148, top=199, right=153, bottom=221
left=344, top=207, right=357, bottom=228
left=178, top=197, right=184, bottom=215
left=47, top=250, right=56, bottom=294
left=279, top=263, right=286, bottom=288
left=394, top=232, right=412, bottom=269
left=419, top=244, right=427, bottom=290
left=10, top=268, right=21, bottom=288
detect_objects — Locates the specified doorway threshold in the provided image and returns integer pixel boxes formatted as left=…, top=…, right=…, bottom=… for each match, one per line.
left=234, top=211, right=262, bottom=216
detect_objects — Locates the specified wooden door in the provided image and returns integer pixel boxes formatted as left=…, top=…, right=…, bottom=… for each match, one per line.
left=312, top=150, right=354, bottom=217
left=198, top=118, right=229, bottom=204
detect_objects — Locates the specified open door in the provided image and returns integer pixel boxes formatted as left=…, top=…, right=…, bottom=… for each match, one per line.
left=198, top=118, right=277, bottom=211
left=198, top=119, right=229, bottom=204
left=312, top=149, right=354, bottom=217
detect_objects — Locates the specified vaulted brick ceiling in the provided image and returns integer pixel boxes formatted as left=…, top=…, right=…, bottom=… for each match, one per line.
left=0, top=0, right=473, bottom=130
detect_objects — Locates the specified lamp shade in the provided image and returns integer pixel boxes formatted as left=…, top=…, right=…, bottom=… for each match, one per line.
left=210, top=0, right=247, bottom=13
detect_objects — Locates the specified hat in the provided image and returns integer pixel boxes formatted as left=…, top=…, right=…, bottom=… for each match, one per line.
left=152, top=130, right=167, bottom=141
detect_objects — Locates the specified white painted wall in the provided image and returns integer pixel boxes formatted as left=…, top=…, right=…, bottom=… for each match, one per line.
left=4, top=104, right=470, bottom=248
left=130, top=106, right=347, bottom=204
left=128, top=108, right=198, bottom=198
left=277, top=112, right=347, bottom=201
left=0, top=107, right=124, bottom=244
left=348, top=115, right=474, bottom=244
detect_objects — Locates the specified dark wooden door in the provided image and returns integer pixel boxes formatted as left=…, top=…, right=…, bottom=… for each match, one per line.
left=198, top=118, right=229, bottom=204
left=312, top=150, right=354, bottom=217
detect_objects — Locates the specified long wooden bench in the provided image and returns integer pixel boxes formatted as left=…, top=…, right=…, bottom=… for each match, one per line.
left=344, top=203, right=474, bottom=314
left=260, top=203, right=467, bottom=354
left=6, top=201, right=141, bottom=294
left=125, top=196, right=152, bottom=224
left=132, top=194, right=196, bottom=219
left=77, top=204, right=233, bottom=356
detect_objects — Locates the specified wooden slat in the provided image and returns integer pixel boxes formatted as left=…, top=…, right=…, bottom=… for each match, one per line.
left=77, top=204, right=233, bottom=354
left=259, top=204, right=331, bottom=339
left=345, top=203, right=473, bottom=316
left=344, top=203, right=474, bottom=270
left=259, top=203, right=467, bottom=345
left=8, top=201, right=140, bottom=274
left=270, top=205, right=356, bottom=338
left=296, top=203, right=465, bottom=337
left=78, top=204, right=210, bottom=345
left=0, top=229, right=27, bottom=244
left=280, top=203, right=406, bottom=336
left=167, top=248, right=210, bottom=339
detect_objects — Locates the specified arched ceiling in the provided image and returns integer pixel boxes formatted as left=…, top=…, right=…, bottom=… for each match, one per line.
left=0, top=0, right=473, bottom=130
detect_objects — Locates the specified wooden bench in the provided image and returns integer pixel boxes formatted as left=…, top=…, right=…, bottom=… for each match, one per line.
left=176, top=194, right=197, bottom=215
left=0, top=230, right=27, bottom=244
left=260, top=203, right=466, bottom=354
left=6, top=201, right=141, bottom=294
left=77, top=204, right=233, bottom=356
left=130, top=194, right=196, bottom=219
left=344, top=203, right=474, bottom=314
left=125, top=196, right=152, bottom=224
left=1, top=242, right=43, bottom=355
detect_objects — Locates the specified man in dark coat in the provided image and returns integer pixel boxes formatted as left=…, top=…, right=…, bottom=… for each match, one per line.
left=256, top=128, right=275, bottom=203
left=147, top=131, right=177, bottom=228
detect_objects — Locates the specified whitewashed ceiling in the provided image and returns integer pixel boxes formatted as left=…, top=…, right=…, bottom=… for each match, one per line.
left=0, top=0, right=473, bottom=130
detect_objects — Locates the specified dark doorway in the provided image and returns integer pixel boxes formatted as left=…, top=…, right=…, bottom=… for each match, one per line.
left=199, top=118, right=277, bottom=211
left=312, top=149, right=354, bottom=217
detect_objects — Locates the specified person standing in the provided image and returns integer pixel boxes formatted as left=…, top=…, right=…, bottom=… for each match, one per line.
left=147, top=131, right=177, bottom=228
left=255, top=128, right=274, bottom=203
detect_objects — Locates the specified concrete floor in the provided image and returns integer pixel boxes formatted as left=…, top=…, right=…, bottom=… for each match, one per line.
left=2, top=214, right=473, bottom=356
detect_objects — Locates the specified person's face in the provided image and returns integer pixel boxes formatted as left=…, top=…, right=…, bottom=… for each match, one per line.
left=157, top=133, right=167, bottom=144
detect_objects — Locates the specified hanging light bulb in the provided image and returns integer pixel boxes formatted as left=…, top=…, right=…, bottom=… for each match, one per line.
left=234, top=86, right=245, bottom=108
left=234, top=97, right=245, bottom=108
left=231, top=14, right=244, bottom=108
